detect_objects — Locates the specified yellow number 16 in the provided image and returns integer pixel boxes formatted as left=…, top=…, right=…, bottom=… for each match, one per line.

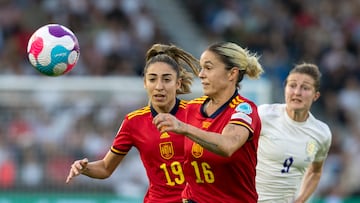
left=191, top=161, right=215, bottom=183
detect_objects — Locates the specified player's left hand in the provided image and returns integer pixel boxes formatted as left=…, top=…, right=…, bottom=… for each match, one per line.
left=65, top=158, right=89, bottom=184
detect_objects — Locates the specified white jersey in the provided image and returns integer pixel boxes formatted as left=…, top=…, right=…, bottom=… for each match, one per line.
left=256, top=103, right=332, bottom=203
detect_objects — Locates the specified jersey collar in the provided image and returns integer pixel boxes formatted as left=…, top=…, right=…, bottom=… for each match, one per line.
left=150, top=98, right=180, bottom=117
left=201, top=90, right=238, bottom=118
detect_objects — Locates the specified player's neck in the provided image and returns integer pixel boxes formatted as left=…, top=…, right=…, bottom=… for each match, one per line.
left=205, top=87, right=235, bottom=115
left=286, top=108, right=309, bottom=122
left=153, top=99, right=176, bottom=114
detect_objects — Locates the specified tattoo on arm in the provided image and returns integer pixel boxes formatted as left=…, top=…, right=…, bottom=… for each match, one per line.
left=189, top=124, right=241, bottom=156
left=225, top=125, right=241, bottom=143
left=186, top=132, right=224, bottom=156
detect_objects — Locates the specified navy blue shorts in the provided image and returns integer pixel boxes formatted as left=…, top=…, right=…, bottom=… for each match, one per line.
left=182, top=199, right=197, bottom=203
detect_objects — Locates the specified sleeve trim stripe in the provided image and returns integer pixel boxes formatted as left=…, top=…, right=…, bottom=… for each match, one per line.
left=229, top=121, right=254, bottom=133
left=110, top=147, right=127, bottom=155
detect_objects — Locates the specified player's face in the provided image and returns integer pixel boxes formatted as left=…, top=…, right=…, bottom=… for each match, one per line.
left=144, top=62, right=181, bottom=112
left=284, top=73, right=320, bottom=113
left=199, top=50, right=231, bottom=97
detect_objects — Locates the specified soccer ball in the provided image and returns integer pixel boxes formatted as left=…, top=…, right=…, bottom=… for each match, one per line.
left=27, top=24, right=80, bottom=76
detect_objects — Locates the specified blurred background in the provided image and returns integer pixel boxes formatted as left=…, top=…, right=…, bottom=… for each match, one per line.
left=0, top=0, right=359, bottom=202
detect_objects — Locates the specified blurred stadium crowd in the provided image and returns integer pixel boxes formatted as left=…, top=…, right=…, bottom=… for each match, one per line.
left=1, top=0, right=360, bottom=201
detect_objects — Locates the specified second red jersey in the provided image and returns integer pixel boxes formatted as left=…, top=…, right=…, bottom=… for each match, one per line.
left=182, top=92, right=261, bottom=203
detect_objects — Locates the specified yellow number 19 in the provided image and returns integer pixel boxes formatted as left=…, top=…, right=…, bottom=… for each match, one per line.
left=160, top=161, right=185, bottom=186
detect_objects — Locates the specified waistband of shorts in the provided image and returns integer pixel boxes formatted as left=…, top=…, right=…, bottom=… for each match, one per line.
left=182, top=199, right=197, bottom=203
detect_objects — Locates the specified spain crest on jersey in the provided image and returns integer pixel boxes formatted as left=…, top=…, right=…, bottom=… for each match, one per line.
left=159, top=142, right=174, bottom=160
left=191, top=143, right=203, bottom=158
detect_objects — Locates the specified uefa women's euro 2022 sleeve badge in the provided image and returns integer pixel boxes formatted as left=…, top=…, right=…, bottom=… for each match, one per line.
left=235, top=102, right=252, bottom=114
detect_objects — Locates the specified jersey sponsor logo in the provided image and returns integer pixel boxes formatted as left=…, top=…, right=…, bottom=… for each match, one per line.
left=191, top=143, right=203, bottom=158
left=235, top=102, right=252, bottom=114
left=202, top=121, right=211, bottom=129
left=159, top=142, right=174, bottom=160
left=160, top=132, right=170, bottom=139
left=231, top=112, right=252, bottom=124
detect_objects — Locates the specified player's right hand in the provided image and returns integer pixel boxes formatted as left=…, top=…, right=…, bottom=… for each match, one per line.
left=65, top=158, right=89, bottom=184
left=153, top=113, right=187, bottom=134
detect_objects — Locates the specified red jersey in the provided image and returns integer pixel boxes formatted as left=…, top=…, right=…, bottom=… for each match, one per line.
left=182, top=92, right=261, bottom=203
left=111, top=99, right=187, bottom=203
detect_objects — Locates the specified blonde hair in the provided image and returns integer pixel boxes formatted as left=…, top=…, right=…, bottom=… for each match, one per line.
left=207, top=42, right=264, bottom=88
left=144, top=44, right=200, bottom=94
